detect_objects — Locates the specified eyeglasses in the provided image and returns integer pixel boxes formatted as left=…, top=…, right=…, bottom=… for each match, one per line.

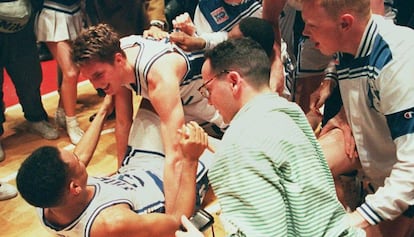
left=198, top=70, right=229, bottom=98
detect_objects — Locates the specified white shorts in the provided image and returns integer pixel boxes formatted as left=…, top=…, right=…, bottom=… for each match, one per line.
left=119, top=109, right=216, bottom=177
left=296, top=38, right=332, bottom=78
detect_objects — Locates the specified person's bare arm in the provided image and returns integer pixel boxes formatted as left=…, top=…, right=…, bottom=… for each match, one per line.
left=309, top=79, right=336, bottom=111
left=74, top=95, right=113, bottom=166
left=114, top=88, right=134, bottom=168
left=172, top=121, right=208, bottom=216
left=146, top=52, right=190, bottom=213
left=262, top=0, right=287, bottom=94
left=91, top=204, right=186, bottom=237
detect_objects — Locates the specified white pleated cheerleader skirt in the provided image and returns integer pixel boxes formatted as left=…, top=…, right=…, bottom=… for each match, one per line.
left=35, top=0, right=84, bottom=42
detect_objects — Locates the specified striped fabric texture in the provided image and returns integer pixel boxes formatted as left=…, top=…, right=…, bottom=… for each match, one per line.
left=209, top=93, right=365, bottom=237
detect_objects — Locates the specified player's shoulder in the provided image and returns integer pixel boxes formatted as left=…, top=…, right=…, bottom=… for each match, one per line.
left=90, top=203, right=137, bottom=236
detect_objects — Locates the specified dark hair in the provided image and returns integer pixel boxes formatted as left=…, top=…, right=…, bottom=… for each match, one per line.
left=239, top=17, right=275, bottom=57
left=16, top=146, right=69, bottom=208
left=72, top=23, right=125, bottom=66
left=204, top=37, right=270, bottom=88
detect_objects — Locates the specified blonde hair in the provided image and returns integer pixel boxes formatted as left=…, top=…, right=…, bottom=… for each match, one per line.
left=300, top=0, right=371, bottom=20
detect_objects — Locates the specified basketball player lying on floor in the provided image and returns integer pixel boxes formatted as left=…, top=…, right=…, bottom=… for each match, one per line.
left=16, top=95, right=216, bottom=237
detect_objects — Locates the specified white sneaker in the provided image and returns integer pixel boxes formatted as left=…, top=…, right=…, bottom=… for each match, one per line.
left=28, top=121, right=59, bottom=140
left=0, top=183, right=17, bottom=201
left=66, top=119, right=84, bottom=145
left=55, top=107, right=66, bottom=128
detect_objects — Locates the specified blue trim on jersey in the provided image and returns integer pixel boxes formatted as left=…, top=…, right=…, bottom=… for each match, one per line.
left=196, top=161, right=207, bottom=181
left=357, top=22, right=376, bottom=58
left=122, top=146, right=165, bottom=167
left=182, top=51, right=205, bottom=86
left=337, top=20, right=392, bottom=81
left=146, top=170, right=164, bottom=193
left=133, top=46, right=143, bottom=95
left=386, top=107, right=414, bottom=140
left=337, top=21, right=393, bottom=112
left=198, top=0, right=261, bottom=32
left=129, top=148, right=165, bottom=158
left=358, top=203, right=384, bottom=225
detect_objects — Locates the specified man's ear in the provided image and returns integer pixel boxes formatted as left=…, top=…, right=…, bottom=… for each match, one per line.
left=228, top=71, right=241, bottom=94
left=340, top=14, right=354, bottom=31
left=114, top=52, right=125, bottom=64
left=69, top=180, right=81, bottom=196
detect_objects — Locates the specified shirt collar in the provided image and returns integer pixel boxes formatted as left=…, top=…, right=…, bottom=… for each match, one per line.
left=354, top=16, right=378, bottom=59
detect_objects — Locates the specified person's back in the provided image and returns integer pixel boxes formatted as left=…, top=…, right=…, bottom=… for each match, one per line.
left=210, top=93, right=362, bottom=236
left=120, top=35, right=226, bottom=132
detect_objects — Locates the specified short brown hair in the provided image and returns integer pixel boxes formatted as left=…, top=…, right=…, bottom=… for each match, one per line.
left=72, top=23, right=125, bottom=66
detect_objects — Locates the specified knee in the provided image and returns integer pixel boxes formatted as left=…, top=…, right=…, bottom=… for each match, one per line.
left=319, top=128, right=358, bottom=177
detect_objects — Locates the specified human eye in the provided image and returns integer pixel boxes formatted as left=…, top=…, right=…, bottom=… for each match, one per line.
left=92, top=72, right=104, bottom=81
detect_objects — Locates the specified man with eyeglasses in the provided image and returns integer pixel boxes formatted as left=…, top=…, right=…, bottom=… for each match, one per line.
left=176, top=38, right=366, bottom=237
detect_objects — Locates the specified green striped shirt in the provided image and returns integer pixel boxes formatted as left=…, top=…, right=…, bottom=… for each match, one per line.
left=209, top=93, right=365, bottom=237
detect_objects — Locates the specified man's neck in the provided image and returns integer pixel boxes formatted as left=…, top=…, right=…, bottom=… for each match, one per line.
left=44, top=186, right=95, bottom=228
left=239, top=87, right=272, bottom=110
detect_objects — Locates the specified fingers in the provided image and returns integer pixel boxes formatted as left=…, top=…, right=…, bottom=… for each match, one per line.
left=172, top=12, right=196, bottom=36
left=143, top=28, right=169, bottom=40
left=169, top=31, right=185, bottom=44
left=175, top=215, right=203, bottom=237
left=309, top=92, right=325, bottom=111
left=178, top=122, right=209, bottom=147
left=182, top=215, right=196, bottom=230
left=100, top=95, right=114, bottom=114
left=343, top=130, right=356, bottom=159
left=319, top=122, right=334, bottom=137
left=173, top=12, right=192, bottom=28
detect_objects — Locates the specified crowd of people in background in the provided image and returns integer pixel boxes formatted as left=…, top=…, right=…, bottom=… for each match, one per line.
left=1, top=0, right=414, bottom=237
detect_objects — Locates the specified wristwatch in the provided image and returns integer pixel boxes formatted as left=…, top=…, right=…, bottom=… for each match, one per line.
left=150, top=20, right=167, bottom=31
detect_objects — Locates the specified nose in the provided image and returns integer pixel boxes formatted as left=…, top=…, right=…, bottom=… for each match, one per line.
left=302, top=25, right=310, bottom=37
